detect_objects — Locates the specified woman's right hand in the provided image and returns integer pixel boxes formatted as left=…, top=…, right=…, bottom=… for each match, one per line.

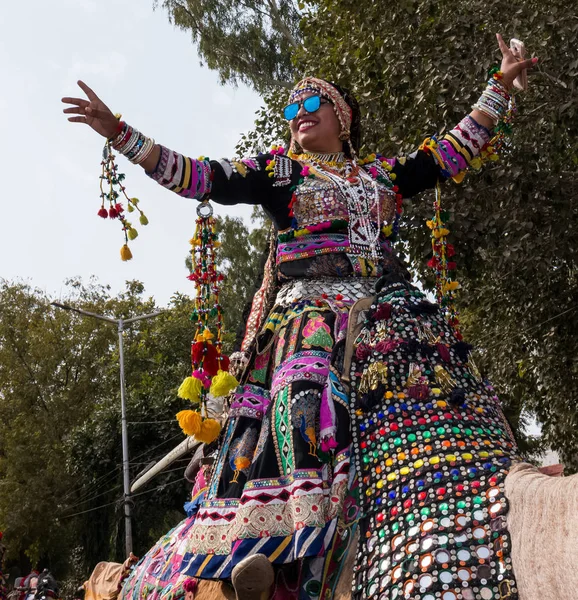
left=62, top=80, right=120, bottom=139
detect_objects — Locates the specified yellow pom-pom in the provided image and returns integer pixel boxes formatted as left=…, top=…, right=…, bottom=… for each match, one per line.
left=433, top=228, right=450, bottom=238
left=195, top=418, right=221, bottom=443
left=389, top=172, right=397, bottom=180
left=120, top=245, right=133, bottom=261
left=127, top=204, right=134, bottom=212
left=176, top=409, right=202, bottom=436
left=469, top=157, right=482, bottom=170
left=442, top=281, right=460, bottom=293
left=130, top=197, right=139, bottom=204
left=178, top=376, right=202, bottom=403
left=139, top=214, right=149, bottom=226
left=382, top=224, right=393, bottom=237
left=202, top=328, right=214, bottom=341
left=210, top=370, right=239, bottom=397
left=127, top=228, right=138, bottom=240
left=426, top=220, right=435, bottom=229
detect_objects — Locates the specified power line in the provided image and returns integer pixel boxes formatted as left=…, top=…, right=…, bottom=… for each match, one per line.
left=59, top=477, right=186, bottom=520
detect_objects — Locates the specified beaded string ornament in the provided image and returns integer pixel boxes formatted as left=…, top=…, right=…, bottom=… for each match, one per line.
left=424, top=69, right=516, bottom=338
left=176, top=200, right=239, bottom=444
left=98, top=115, right=149, bottom=261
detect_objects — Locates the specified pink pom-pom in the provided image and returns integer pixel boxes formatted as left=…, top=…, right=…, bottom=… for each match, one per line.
left=321, top=438, right=338, bottom=453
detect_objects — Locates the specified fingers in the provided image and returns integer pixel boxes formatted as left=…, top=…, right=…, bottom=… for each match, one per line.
left=61, top=96, right=89, bottom=107
left=496, top=33, right=511, bottom=57
left=77, top=80, right=99, bottom=101
left=67, top=116, right=88, bottom=124
left=63, top=106, right=85, bottom=115
left=520, top=57, right=538, bottom=70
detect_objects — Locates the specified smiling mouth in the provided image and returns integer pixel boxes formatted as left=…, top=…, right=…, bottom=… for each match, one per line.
left=298, top=120, right=318, bottom=132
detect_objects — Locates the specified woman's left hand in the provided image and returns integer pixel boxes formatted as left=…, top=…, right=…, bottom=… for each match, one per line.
left=496, top=33, right=538, bottom=90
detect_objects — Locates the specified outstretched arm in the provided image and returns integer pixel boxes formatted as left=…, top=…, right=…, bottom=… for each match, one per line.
left=384, top=34, right=537, bottom=199
left=62, top=82, right=301, bottom=208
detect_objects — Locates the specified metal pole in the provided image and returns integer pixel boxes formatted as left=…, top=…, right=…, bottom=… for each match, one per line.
left=118, top=318, right=133, bottom=557
left=49, top=302, right=164, bottom=557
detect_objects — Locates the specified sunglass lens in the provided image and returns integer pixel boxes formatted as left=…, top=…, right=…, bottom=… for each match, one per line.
left=283, top=102, right=299, bottom=120
left=303, top=95, right=321, bottom=113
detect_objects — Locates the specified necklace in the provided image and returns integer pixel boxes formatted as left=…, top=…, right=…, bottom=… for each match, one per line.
left=297, top=151, right=346, bottom=168
left=303, top=156, right=383, bottom=260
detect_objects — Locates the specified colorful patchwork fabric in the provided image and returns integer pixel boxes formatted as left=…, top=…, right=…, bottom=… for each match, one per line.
left=127, top=114, right=509, bottom=600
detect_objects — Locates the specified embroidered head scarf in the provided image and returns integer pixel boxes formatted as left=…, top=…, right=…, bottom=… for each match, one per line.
left=288, top=77, right=361, bottom=157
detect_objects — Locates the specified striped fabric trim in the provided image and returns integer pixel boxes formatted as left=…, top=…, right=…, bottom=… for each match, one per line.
left=180, top=519, right=338, bottom=580
left=147, top=145, right=212, bottom=200
left=433, top=115, right=492, bottom=177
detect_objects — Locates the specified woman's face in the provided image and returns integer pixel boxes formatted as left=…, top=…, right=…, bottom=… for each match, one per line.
left=288, top=92, right=343, bottom=154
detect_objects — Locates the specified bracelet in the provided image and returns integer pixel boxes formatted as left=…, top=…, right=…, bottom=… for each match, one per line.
left=112, top=123, right=156, bottom=165
left=473, top=76, right=511, bottom=124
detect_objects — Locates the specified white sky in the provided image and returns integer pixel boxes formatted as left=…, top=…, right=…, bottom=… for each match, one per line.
left=0, top=0, right=262, bottom=305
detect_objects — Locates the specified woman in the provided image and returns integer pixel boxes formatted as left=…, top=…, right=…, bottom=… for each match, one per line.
left=63, top=34, right=536, bottom=600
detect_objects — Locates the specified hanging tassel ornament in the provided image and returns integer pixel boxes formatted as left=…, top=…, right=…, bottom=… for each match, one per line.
left=176, top=200, right=238, bottom=444
left=427, top=184, right=462, bottom=339
left=427, top=70, right=517, bottom=338
left=98, top=114, right=149, bottom=260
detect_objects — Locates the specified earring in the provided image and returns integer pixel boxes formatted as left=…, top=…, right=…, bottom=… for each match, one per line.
left=339, top=130, right=351, bottom=141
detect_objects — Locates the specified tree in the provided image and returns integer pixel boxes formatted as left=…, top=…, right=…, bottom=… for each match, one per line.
left=156, top=0, right=301, bottom=92
left=294, top=0, right=578, bottom=467
left=0, top=280, right=194, bottom=582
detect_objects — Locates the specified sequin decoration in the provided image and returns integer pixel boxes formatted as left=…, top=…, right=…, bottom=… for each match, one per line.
left=348, top=280, right=519, bottom=600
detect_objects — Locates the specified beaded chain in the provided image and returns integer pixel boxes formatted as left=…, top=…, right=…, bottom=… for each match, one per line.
left=175, top=201, right=238, bottom=445
left=98, top=134, right=149, bottom=261
left=426, top=69, right=516, bottom=336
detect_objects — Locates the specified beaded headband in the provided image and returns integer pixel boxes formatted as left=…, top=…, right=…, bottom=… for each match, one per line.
left=289, top=77, right=353, bottom=143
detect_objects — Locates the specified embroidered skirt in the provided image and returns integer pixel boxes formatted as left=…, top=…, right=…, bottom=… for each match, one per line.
left=121, top=277, right=375, bottom=600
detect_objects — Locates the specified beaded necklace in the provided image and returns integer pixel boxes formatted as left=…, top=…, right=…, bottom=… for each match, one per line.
left=299, top=154, right=383, bottom=260
left=296, top=151, right=347, bottom=168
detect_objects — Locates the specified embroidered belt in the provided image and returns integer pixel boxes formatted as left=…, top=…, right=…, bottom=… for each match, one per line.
left=274, top=277, right=378, bottom=307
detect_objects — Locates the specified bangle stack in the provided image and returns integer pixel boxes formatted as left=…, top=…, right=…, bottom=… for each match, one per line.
left=111, top=122, right=156, bottom=165
left=472, top=71, right=511, bottom=124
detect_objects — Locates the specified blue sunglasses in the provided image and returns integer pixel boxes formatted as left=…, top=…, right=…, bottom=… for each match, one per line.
left=283, top=94, right=330, bottom=121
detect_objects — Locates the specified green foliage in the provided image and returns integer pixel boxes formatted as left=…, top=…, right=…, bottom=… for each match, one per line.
left=0, top=279, right=193, bottom=580
left=296, top=0, right=578, bottom=468
left=156, top=0, right=301, bottom=92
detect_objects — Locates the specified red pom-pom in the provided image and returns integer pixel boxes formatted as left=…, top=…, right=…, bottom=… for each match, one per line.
left=373, top=302, right=392, bottom=321
left=218, top=354, right=230, bottom=372
left=97, top=207, right=108, bottom=219
left=108, top=207, right=118, bottom=219
left=202, top=343, right=219, bottom=377
left=115, top=203, right=124, bottom=213
left=436, top=343, right=451, bottom=362
left=191, top=341, right=205, bottom=364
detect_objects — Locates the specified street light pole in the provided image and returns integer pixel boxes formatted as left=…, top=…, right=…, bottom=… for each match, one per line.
left=51, top=302, right=164, bottom=557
